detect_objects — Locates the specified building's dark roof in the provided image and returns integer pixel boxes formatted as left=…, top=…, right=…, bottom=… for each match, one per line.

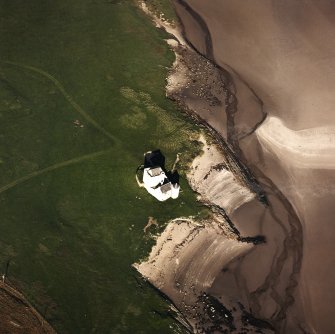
left=148, top=167, right=163, bottom=177
left=144, top=150, right=166, bottom=169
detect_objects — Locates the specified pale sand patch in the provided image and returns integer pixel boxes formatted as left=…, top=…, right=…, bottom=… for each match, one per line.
left=165, top=39, right=189, bottom=95
left=188, top=135, right=255, bottom=215
left=135, top=218, right=250, bottom=290
left=134, top=218, right=254, bottom=332
left=143, top=216, right=158, bottom=233
left=256, top=116, right=335, bottom=169
left=139, top=1, right=186, bottom=46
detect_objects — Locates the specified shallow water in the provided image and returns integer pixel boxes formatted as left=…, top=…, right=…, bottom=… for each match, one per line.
left=0, top=1, right=203, bottom=332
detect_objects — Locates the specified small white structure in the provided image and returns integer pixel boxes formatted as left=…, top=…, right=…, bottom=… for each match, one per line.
left=143, top=167, right=166, bottom=188
left=136, top=151, right=180, bottom=202
left=143, top=167, right=180, bottom=201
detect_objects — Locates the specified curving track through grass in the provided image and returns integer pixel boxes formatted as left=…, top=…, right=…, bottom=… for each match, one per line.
left=0, top=149, right=110, bottom=195
left=2, top=61, right=118, bottom=143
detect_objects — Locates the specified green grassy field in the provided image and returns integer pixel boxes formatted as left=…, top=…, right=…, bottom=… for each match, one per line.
left=0, top=1, right=204, bottom=333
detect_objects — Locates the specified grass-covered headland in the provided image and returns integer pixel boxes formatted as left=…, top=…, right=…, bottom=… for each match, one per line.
left=0, top=0, right=203, bottom=333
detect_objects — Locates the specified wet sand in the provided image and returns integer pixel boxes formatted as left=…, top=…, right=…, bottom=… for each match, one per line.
left=172, top=0, right=335, bottom=333
left=136, top=2, right=310, bottom=332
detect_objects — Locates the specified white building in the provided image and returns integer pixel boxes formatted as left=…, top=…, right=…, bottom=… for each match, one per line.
left=143, top=167, right=180, bottom=201
left=136, top=150, right=181, bottom=201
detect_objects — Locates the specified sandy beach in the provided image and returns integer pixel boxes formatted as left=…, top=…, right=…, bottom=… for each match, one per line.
left=136, top=1, right=335, bottom=333
left=170, top=1, right=335, bottom=333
